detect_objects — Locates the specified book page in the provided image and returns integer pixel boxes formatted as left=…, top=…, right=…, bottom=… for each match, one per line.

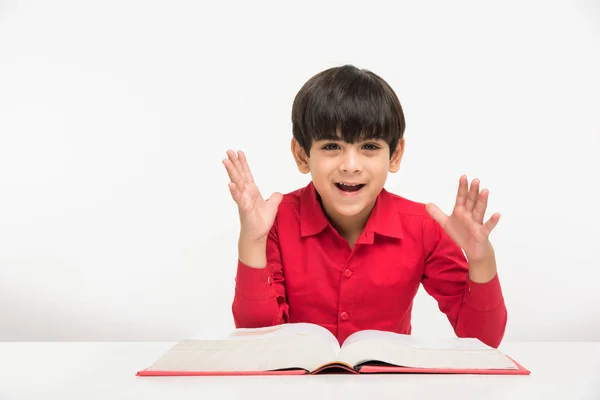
left=338, top=330, right=518, bottom=370
left=341, top=330, right=489, bottom=350
left=145, top=323, right=340, bottom=373
left=229, top=322, right=339, bottom=350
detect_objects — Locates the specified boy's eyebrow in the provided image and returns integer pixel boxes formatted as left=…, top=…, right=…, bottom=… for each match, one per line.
left=315, top=138, right=343, bottom=142
left=354, top=138, right=386, bottom=143
left=315, top=138, right=385, bottom=144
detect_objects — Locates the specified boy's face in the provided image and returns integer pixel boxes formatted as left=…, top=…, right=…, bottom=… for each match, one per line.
left=292, top=134, right=404, bottom=229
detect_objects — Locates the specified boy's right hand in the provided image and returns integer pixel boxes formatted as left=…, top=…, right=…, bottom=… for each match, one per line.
left=223, top=150, right=283, bottom=243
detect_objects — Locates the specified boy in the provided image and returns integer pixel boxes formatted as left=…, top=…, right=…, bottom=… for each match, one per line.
left=222, top=65, right=506, bottom=348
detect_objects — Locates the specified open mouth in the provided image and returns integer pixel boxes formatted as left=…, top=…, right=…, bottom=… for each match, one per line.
left=335, top=183, right=366, bottom=193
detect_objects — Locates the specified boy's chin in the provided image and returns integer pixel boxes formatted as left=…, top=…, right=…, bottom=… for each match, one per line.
left=330, top=201, right=371, bottom=217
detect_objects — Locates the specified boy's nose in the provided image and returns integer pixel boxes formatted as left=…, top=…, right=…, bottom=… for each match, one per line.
left=339, top=151, right=363, bottom=173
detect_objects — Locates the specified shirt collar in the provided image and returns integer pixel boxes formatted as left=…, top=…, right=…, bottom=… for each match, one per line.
left=300, top=181, right=329, bottom=237
left=299, top=181, right=404, bottom=241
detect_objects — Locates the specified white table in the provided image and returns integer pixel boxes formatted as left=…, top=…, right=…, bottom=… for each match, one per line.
left=1, top=342, right=598, bottom=400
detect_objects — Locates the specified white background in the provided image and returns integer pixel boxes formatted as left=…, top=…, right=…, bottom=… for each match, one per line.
left=0, top=0, right=598, bottom=342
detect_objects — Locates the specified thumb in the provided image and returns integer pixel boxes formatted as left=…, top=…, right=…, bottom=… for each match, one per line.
left=425, top=203, right=448, bottom=227
left=266, top=192, right=283, bottom=209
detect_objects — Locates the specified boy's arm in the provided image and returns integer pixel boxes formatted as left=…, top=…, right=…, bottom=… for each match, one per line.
left=232, top=218, right=289, bottom=328
left=423, top=175, right=506, bottom=348
left=420, top=218, right=507, bottom=348
left=222, top=149, right=288, bottom=327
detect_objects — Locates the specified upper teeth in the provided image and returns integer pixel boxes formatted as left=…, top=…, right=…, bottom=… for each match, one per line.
left=340, top=183, right=359, bottom=187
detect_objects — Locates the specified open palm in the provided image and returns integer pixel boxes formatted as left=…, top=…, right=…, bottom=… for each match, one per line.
left=222, top=150, right=282, bottom=242
left=426, top=175, right=500, bottom=261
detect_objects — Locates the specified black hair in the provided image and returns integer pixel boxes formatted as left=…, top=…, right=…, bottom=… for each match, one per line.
left=292, top=65, right=406, bottom=157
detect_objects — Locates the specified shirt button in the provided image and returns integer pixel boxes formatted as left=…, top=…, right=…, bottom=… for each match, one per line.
left=344, top=269, right=352, bottom=278
left=340, top=311, right=349, bottom=321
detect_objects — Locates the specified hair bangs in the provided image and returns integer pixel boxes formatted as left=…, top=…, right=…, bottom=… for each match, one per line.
left=292, top=65, right=405, bottom=155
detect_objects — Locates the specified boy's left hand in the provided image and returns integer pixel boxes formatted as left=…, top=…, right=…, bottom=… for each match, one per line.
left=425, top=175, right=500, bottom=262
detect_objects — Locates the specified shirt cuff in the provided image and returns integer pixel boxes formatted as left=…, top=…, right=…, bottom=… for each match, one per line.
left=235, top=260, right=275, bottom=301
left=463, top=273, right=504, bottom=312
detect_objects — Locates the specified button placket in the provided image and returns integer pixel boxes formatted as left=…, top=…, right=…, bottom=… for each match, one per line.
left=339, top=249, right=354, bottom=326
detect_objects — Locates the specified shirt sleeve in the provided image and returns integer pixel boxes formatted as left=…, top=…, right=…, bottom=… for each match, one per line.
left=420, top=215, right=507, bottom=348
left=231, top=215, right=289, bottom=328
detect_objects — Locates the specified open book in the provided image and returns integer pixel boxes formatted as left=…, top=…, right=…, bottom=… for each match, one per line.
left=136, top=323, right=530, bottom=376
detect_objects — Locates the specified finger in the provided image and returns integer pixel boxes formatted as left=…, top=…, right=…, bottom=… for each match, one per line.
left=454, top=175, right=468, bottom=208
left=472, top=188, right=489, bottom=224
left=266, top=192, right=283, bottom=211
left=228, top=182, right=243, bottom=205
left=482, top=212, right=501, bottom=236
left=227, top=150, right=247, bottom=181
left=237, top=150, right=255, bottom=184
left=227, top=150, right=247, bottom=184
left=465, top=178, right=480, bottom=212
left=222, top=158, right=245, bottom=190
left=426, top=203, right=449, bottom=228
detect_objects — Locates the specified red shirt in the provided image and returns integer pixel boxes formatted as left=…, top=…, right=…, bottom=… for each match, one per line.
left=232, top=182, right=507, bottom=348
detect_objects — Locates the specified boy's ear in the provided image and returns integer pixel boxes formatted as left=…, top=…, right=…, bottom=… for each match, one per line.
left=389, top=138, right=405, bottom=173
left=291, top=138, right=311, bottom=174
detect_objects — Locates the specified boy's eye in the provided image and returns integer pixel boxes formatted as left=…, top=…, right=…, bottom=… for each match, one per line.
left=362, top=143, right=380, bottom=151
left=322, top=143, right=340, bottom=151
left=320, top=142, right=380, bottom=151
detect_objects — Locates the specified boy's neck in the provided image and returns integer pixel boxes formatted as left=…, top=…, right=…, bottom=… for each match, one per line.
left=318, top=196, right=376, bottom=247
